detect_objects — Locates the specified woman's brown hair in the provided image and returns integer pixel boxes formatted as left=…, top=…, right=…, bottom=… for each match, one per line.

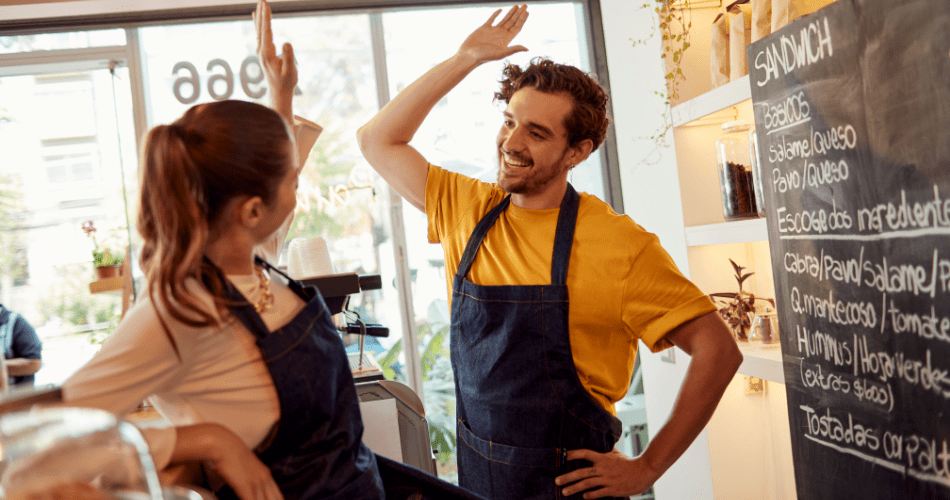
left=494, top=57, right=611, bottom=152
left=138, top=100, right=293, bottom=329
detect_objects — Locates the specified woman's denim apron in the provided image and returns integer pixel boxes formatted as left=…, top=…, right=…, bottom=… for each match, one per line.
left=216, top=258, right=384, bottom=500
left=451, top=185, right=625, bottom=500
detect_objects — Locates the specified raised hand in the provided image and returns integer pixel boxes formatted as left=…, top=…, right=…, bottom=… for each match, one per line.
left=458, top=5, right=529, bottom=64
left=253, top=0, right=296, bottom=123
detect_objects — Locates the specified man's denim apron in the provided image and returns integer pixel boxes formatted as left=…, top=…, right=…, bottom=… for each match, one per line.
left=452, top=185, right=625, bottom=500
left=217, top=258, right=384, bottom=500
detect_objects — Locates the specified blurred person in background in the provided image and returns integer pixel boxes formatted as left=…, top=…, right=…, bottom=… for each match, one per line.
left=0, top=303, right=43, bottom=388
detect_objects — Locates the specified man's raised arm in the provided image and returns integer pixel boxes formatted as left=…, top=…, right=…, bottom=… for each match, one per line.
left=356, top=5, right=529, bottom=212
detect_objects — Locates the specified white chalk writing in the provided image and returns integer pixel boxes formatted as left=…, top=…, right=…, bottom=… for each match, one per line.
left=854, top=335, right=950, bottom=398
left=857, top=186, right=950, bottom=233
left=789, top=286, right=877, bottom=327
left=800, top=406, right=950, bottom=488
left=754, top=17, right=834, bottom=86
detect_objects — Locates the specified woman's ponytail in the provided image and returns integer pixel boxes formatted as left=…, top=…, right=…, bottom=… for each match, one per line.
left=138, top=122, right=217, bottom=327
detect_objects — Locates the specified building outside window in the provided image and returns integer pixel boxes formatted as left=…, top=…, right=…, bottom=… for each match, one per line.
left=0, top=58, right=137, bottom=384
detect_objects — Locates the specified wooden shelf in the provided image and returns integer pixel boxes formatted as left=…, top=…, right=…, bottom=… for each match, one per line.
left=89, top=276, right=122, bottom=294
left=684, top=218, right=768, bottom=246
left=671, top=75, right=752, bottom=127
left=737, top=342, right=785, bottom=384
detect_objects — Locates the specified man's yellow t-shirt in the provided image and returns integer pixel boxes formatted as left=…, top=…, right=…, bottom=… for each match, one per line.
left=425, top=165, right=717, bottom=414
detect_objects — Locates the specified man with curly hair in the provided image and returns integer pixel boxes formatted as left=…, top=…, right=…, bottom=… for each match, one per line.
left=358, top=6, right=741, bottom=499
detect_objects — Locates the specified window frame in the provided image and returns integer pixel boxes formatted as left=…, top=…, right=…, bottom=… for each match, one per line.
left=0, top=0, right=620, bottom=399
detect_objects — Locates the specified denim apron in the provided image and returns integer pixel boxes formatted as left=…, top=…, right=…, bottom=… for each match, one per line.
left=451, top=185, right=625, bottom=500
left=216, top=258, right=384, bottom=500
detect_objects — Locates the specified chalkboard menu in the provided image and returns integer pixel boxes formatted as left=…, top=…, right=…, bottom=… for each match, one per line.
left=748, top=0, right=950, bottom=497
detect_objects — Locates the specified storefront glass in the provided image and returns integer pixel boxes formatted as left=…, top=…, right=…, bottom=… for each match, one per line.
left=1, top=0, right=612, bottom=482
left=0, top=65, right=137, bottom=385
left=138, top=14, right=403, bottom=374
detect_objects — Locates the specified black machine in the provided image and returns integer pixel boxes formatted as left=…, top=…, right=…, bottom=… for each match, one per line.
left=300, top=272, right=389, bottom=337
left=300, top=272, right=388, bottom=382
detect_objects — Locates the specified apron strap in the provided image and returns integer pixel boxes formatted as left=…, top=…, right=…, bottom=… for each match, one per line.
left=210, top=256, right=315, bottom=340
left=254, top=255, right=316, bottom=302
left=456, top=185, right=580, bottom=286
left=456, top=195, right=511, bottom=279
left=550, top=184, right=579, bottom=286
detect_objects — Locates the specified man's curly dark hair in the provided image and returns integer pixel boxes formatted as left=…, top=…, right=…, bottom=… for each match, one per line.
left=494, top=57, right=610, bottom=152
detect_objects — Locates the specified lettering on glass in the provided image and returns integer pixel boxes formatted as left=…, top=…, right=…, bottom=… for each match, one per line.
left=171, top=56, right=301, bottom=105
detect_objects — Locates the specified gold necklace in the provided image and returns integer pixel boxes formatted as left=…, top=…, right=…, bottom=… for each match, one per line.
left=254, top=266, right=274, bottom=313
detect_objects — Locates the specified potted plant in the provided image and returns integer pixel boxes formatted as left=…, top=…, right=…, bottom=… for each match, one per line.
left=709, top=259, right=774, bottom=342
left=82, top=220, right=124, bottom=280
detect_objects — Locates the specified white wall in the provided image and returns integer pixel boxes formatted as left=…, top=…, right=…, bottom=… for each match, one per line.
left=599, top=1, right=716, bottom=499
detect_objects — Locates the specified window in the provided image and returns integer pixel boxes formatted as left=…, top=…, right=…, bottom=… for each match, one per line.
left=1, top=0, right=614, bottom=482
left=137, top=13, right=405, bottom=378
left=0, top=29, right=126, bottom=54
left=0, top=65, right=137, bottom=385
left=379, top=3, right=604, bottom=478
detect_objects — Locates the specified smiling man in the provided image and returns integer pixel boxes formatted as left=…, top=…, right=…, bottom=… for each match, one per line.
left=357, top=6, right=742, bottom=499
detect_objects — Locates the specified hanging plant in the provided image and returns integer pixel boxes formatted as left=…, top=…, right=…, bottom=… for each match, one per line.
left=632, top=0, right=693, bottom=164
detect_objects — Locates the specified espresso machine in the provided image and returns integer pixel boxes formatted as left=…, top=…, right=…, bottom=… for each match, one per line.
left=301, top=271, right=438, bottom=475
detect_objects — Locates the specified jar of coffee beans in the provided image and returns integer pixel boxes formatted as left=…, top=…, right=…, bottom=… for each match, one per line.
left=749, top=125, right=767, bottom=218
left=716, top=120, right=759, bottom=220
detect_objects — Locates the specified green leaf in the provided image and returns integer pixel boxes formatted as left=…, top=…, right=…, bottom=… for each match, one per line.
left=420, top=324, right=450, bottom=379
left=376, top=338, right=403, bottom=381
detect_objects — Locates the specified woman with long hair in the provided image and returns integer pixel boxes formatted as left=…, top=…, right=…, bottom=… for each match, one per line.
left=62, top=2, right=383, bottom=499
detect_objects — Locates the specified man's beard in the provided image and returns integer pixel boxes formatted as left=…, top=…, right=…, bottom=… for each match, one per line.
left=496, top=149, right=571, bottom=195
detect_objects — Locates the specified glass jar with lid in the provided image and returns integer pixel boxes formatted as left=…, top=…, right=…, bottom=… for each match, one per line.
left=749, top=126, right=767, bottom=217
left=749, top=306, right=780, bottom=345
left=716, top=120, right=759, bottom=219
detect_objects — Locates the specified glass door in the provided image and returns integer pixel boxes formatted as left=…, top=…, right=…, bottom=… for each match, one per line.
left=137, top=13, right=405, bottom=382
left=0, top=63, right=137, bottom=386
